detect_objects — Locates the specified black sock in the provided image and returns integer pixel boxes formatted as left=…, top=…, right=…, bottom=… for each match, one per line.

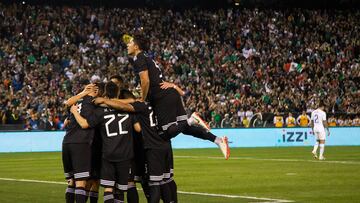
left=114, top=190, right=124, bottom=202
left=127, top=186, right=139, bottom=203
left=75, top=187, right=87, bottom=203
left=160, top=181, right=172, bottom=203
left=183, top=123, right=216, bottom=142
left=65, top=186, right=75, bottom=203
left=168, top=179, right=178, bottom=203
left=89, top=191, right=98, bottom=203
left=84, top=190, right=89, bottom=202
left=141, top=180, right=151, bottom=201
left=149, top=182, right=161, bottom=203
left=104, top=191, right=114, bottom=203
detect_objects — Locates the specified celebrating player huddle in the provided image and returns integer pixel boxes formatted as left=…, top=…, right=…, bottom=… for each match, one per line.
left=62, top=34, right=230, bottom=203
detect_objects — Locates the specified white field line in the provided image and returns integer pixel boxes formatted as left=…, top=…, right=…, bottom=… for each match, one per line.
left=174, top=155, right=360, bottom=165
left=0, top=177, right=294, bottom=203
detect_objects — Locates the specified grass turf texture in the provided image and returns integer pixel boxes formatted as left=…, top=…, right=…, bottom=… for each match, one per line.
left=0, top=146, right=359, bottom=202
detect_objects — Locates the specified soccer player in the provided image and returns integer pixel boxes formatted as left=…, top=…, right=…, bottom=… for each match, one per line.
left=310, top=102, right=330, bottom=160
left=71, top=82, right=140, bottom=203
left=297, top=111, right=311, bottom=127
left=94, top=90, right=174, bottom=203
left=62, top=83, right=98, bottom=203
left=285, top=112, right=296, bottom=127
left=126, top=34, right=229, bottom=159
left=85, top=82, right=105, bottom=203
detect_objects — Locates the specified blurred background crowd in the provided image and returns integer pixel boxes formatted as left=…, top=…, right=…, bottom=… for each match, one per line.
left=0, top=3, right=359, bottom=130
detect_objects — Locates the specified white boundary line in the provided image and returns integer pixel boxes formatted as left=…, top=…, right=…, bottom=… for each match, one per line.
left=0, top=177, right=294, bottom=203
left=174, top=155, right=360, bottom=165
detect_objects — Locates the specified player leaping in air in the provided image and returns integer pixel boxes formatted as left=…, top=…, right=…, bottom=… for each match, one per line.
left=126, top=33, right=230, bottom=159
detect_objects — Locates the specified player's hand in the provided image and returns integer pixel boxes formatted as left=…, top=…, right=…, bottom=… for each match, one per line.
left=81, top=84, right=96, bottom=95
left=160, top=81, right=175, bottom=89
left=70, top=105, right=78, bottom=114
left=63, top=118, right=70, bottom=127
left=93, top=97, right=107, bottom=105
left=136, top=98, right=144, bottom=102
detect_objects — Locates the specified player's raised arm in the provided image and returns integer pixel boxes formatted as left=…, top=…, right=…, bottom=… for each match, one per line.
left=70, top=104, right=90, bottom=129
left=64, top=84, right=97, bottom=107
left=93, top=97, right=136, bottom=112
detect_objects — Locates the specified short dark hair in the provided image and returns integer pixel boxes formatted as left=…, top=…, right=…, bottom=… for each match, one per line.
left=94, top=82, right=105, bottom=97
left=133, top=33, right=150, bottom=52
left=119, top=89, right=136, bottom=100
left=104, top=81, right=119, bottom=99
left=110, top=75, right=123, bottom=83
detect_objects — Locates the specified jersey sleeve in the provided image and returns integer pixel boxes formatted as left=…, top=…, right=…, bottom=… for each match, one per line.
left=310, top=112, right=314, bottom=121
left=322, top=112, right=327, bottom=121
left=134, top=54, right=148, bottom=73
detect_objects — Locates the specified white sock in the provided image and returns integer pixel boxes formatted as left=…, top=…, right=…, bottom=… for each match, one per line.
left=187, top=117, right=195, bottom=126
left=214, top=137, right=222, bottom=145
left=313, top=142, right=319, bottom=153
left=319, top=144, right=325, bottom=157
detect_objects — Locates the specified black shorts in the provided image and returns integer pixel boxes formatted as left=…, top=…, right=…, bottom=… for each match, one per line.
left=152, top=89, right=187, bottom=132
left=100, top=159, right=131, bottom=191
left=145, top=147, right=172, bottom=182
left=132, top=133, right=145, bottom=182
left=62, top=143, right=92, bottom=180
left=90, top=137, right=102, bottom=179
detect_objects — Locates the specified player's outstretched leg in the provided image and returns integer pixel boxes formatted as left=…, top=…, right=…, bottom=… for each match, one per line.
left=182, top=122, right=230, bottom=159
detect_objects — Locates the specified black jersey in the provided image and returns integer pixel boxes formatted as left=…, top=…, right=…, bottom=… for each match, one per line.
left=133, top=52, right=164, bottom=100
left=131, top=101, right=169, bottom=149
left=63, top=96, right=96, bottom=144
left=88, top=106, right=134, bottom=162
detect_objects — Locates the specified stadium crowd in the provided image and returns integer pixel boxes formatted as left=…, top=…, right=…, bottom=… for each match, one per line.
left=0, top=3, right=360, bottom=129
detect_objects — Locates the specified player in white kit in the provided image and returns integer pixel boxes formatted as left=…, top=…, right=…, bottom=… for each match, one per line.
left=310, top=102, right=330, bottom=160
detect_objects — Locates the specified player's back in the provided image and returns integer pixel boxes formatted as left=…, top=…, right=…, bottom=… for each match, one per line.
left=131, top=101, right=169, bottom=149
left=95, top=107, right=134, bottom=162
left=63, top=95, right=96, bottom=144
left=311, top=109, right=326, bottom=132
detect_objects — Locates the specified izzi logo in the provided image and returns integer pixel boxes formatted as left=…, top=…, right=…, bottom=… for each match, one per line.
left=279, top=129, right=313, bottom=143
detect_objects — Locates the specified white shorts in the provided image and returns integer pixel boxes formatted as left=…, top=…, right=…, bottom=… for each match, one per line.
left=314, top=131, right=326, bottom=140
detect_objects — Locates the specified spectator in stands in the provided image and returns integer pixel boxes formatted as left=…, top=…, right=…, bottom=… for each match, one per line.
left=274, top=112, right=284, bottom=128
left=221, top=114, right=231, bottom=128
left=353, top=116, right=360, bottom=126
left=297, top=111, right=311, bottom=127
left=285, top=113, right=296, bottom=127
left=328, top=115, right=337, bottom=127
left=28, top=113, right=40, bottom=130
left=0, top=4, right=359, bottom=128
left=242, top=116, right=250, bottom=128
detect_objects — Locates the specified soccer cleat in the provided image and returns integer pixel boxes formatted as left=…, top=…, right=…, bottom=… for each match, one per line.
left=319, top=156, right=326, bottom=160
left=219, top=136, right=230, bottom=160
left=312, top=151, right=318, bottom=159
left=190, top=112, right=211, bottom=131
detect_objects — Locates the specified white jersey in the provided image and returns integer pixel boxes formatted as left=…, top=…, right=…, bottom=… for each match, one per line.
left=311, top=109, right=327, bottom=132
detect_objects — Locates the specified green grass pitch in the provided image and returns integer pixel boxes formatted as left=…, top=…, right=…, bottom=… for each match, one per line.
left=0, top=146, right=359, bottom=202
